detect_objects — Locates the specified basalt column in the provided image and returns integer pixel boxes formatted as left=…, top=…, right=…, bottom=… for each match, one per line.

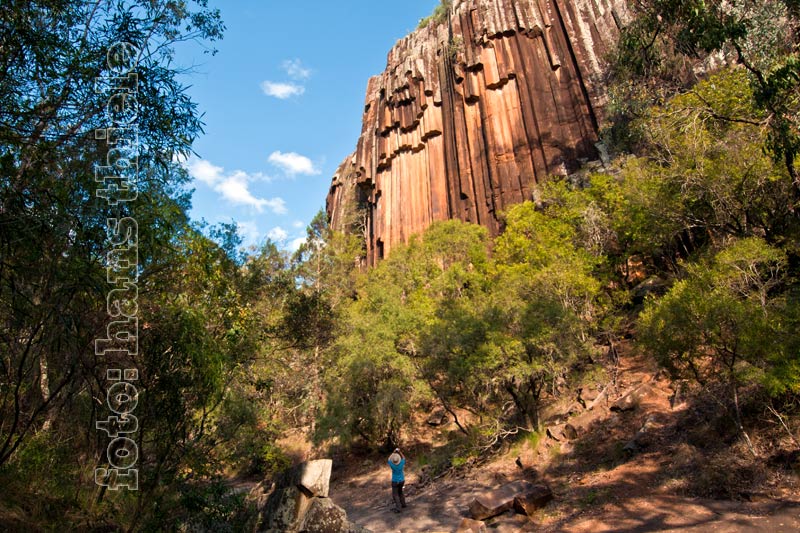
left=327, top=0, right=628, bottom=265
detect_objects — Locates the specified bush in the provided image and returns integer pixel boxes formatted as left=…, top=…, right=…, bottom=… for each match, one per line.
left=418, top=0, right=452, bottom=29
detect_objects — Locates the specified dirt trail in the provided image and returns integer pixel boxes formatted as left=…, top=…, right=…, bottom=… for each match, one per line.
left=329, top=352, right=800, bottom=532
left=331, top=458, right=526, bottom=532
left=330, top=460, right=800, bottom=532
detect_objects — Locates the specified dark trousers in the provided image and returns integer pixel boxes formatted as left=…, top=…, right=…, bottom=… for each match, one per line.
left=391, top=481, right=406, bottom=508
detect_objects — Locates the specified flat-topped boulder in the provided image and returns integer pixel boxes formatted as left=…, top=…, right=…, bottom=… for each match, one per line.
left=297, top=459, right=333, bottom=497
left=612, top=383, right=657, bottom=412
left=253, top=459, right=369, bottom=533
left=513, top=484, right=554, bottom=516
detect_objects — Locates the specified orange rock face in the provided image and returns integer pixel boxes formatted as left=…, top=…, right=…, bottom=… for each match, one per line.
left=327, top=0, right=628, bottom=264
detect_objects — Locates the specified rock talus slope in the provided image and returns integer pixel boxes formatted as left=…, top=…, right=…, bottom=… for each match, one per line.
left=327, top=0, right=629, bottom=264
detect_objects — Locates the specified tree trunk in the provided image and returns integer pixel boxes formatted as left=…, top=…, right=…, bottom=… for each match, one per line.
left=39, top=352, right=52, bottom=431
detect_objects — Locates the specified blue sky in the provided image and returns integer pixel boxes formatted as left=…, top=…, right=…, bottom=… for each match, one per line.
left=176, top=0, right=439, bottom=252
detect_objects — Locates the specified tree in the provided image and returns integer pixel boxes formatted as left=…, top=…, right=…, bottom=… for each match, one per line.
left=486, top=202, right=603, bottom=427
left=0, top=0, right=223, bottom=469
left=609, top=0, right=800, bottom=199
left=599, top=69, right=798, bottom=276
left=316, top=220, right=490, bottom=446
left=0, top=1, right=244, bottom=529
left=639, top=237, right=798, bottom=455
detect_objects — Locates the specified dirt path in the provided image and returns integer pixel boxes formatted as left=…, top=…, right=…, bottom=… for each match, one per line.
left=331, top=461, right=526, bottom=532
left=549, top=496, right=800, bottom=532
left=331, top=460, right=800, bottom=533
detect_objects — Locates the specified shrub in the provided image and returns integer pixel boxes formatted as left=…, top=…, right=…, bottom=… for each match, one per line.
left=418, top=0, right=452, bottom=29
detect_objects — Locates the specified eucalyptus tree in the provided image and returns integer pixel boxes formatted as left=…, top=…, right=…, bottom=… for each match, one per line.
left=0, top=0, right=227, bottom=525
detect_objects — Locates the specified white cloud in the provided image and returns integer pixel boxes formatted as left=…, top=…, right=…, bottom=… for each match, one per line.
left=268, top=226, right=289, bottom=243
left=261, top=59, right=311, bottom=99
left=268, top=151, right=320, bottom=176
left=292, top=220, right=305, bottom=229
left=283, top=59, right=311, bottom=80
left=260, top=81, right=305, bottom=99
left=188, top=158, right=224, bottom=186
left=263, top=197, right=288, bottom=214
left=236, top=221, right=260, bottom=244
left=216, top=172, right=272, bottom=212
left=186, top=157, right=286, bottom=214
left=288, top=237, right=306, bottom=252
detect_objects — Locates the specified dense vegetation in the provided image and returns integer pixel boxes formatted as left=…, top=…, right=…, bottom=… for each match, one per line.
left=1, top=0, right=799, bottom=530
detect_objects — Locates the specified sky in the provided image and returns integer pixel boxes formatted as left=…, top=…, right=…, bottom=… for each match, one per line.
left=175, top=0, right=440, bottom=252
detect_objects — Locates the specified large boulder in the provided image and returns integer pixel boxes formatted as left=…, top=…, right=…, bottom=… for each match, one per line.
left=297, top=498, right=372, bottom=533
left=260, top=484, right=313, bottom=532
left=468, top=480, right=534, bottom=520
left=513, top=485, right=553, bottom=515
left=297, top=459, right=333, bottom=497
left=611, top=383, right=656, bottom=412
left=297, top=497, right=348, bottom=533
left=255, top=459, right=368, bottom=533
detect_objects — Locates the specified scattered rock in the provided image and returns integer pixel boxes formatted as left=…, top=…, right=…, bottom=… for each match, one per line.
left=578, top=387, right=601, bottom=405
left=587, top=386, right=609, bottom=411
left=546, top=424, right=565, bottom=441
left=456, top=517, right=488, bottom=532
left=547, top=423, right=579, bottom=442
left=611, top=383, right=656, bottom=412
left=670, top=380, right=688, bottom=409
left=569, top=409, right=600, bottom=434
left=622, top=440, right=639, bottom=456
left=622, top=415, right=659, bottom=457
left=513, top=485, right=554, bottom=516
left=486, top=510, right=530, bottom=532
left=631, top=276, right=669, bottom=304
left=426, top=408, right=449, bottom=426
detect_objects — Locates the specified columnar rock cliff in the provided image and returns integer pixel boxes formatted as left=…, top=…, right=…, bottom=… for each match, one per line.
left=327, top=0, right=628, bottom=264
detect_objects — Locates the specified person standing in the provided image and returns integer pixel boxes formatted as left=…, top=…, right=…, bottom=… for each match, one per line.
left=388, top=447, right=406, bottom=512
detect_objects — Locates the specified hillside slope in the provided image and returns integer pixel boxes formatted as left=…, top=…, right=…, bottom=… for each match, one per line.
left=329, top=350, right=800, bottom=532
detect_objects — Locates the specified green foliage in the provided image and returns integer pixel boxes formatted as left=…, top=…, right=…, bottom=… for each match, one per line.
left=600, top=69, right=798, bottom=273
left=418, top=0, right=452, bottom=29
left=139, top=477, right=254, bottom=533
left=318, top=207, right=608, bottom=447
left=640, top=237, right=798, bottom=396
left=486, top=201, right=603, bottom=424
left=448, top=36, right=464, bottom=61
left=450, top=456, right=468, bottom=468
left=608, top=0, right=800, bottom=194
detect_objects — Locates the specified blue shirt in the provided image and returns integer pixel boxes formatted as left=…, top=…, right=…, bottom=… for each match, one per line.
left=388, top=458, right=405, bottom=482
